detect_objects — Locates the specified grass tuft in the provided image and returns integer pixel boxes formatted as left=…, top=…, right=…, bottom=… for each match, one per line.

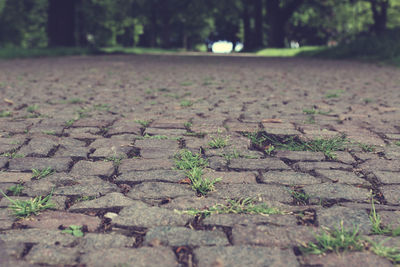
left=175, top=149, right=219, bottom=195
left=300, top=221, right=364, bottom=255
left=0, top=189, right=54, bottom=218
left=32, top=167, right=54, bottom=180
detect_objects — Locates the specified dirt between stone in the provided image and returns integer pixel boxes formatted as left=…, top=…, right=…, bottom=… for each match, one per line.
left=0, top=54, right=399, bottom=266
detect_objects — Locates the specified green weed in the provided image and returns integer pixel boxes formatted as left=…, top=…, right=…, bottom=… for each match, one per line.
left=62, top=225, right=84, bottom=237
left=1, top=151, right=24, bottom=159
left=248, top=132, right=348, bottom=159
left=180, top=81, right=193, bottom=86
left=395, top=141, right=400, bottom=146
left=208, top=135, right=229, bottom=149
left=65, top=119, right=75, bottom=127
left=287, top=188, right=310, bottom=205
left=325, top=90, right=344, bottom=99
left=300, top=221, right=364, bottom=255
left=42, top=130, right=56, bottom=135
left=184, top=121, right=192, bottom=129
left=180, top=100, right=193, bottom=107
left=181, top=197, right=282, bottom=217
left=137, top=134, right=169, bottom=140
left=135, top=120, right=150, bottom=127
left=0, top=189, right=54, bottom=218
left=7, top=184, right=24, bottom=196
left=368, top=239, right=400, bottom=263
left=27, top=104, right=39, bottom=113
left=175, top=150, right=219, bottom=195
left=370, top=197, right=400, bottom=236
left=0, top=111, right=12, bottom=117
left=363, top=98, right=373, bottom=104
left=175, top=149, right=208, bottom=170
left=32, top=167, right=54, bottom=180
left=303, top=108, right=330, bottom=115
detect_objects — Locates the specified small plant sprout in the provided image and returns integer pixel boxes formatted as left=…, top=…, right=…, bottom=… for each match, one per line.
left=62, top=225, right=84, bottom=237
left=7, top=184, right=24, bottom=196
left=395, top=141, right=400, bottom=146
left=300, top=221, right=364, bottom=255
left=370, top=196, right=400, bottom=236
left=287, top=188, right=310, bottom=205
left=27, top=104, right=39, bottom=113
left=0, top=110, right=12, bottom=117
left=32, top=167, right=54, bottom=180
left=265, top=145, right=275, bottom=155
left=175, top=149, right=220, bottom=195
left=367, top=239, right=400, bottom=263
left=0, top=189, right=54, bottom=218
left=181, top=197, right=283, bottom=217
left=180, top=100, right=193, bottom=107
left=135, top=120, right=150, bottom=127
left=1, top=151, right=24, bottom=159
left=208, top=134, right=229, bottom=149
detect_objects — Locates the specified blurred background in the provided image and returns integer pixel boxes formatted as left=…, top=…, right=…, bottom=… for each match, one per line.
left=0, top=0, right=399, bottom=63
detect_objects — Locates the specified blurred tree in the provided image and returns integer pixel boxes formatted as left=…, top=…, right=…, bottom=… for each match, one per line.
left=368, top=0, right=389, bottom=34
left=266, top=0, right=305, bottom=47
left=48, top=0, right=76, bottom=46
left=0, top=0, right=47, bottom=47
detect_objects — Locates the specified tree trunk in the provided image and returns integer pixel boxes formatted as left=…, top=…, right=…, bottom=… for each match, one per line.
left=47, top=0, right=76, bottom=47
left=370, top=0, right=389, bottom=35
left=243, top=2, right=253, bottom=50
left=254, top=0, right=263, bottom=48
left=265, top=0, right=304, bottom=48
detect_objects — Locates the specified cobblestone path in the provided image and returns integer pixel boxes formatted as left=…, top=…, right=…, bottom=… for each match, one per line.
left=0, top=54, right=399, bottom=266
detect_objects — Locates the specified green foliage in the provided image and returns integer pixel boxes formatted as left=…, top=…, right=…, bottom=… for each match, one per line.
left=303, top=28, right=400, bottom=66
left=62, top=225, right=84, bottom=237
left=368, top=239, right=400, bottom=263
left=7, top=184, right=24, bottom=196
left=247, top=132, right=348, bottom=159
left=0, top=110, right=12, bottom=117
left=0, top=189, right=54, bottom=218
left=208, top=135, right=229, bottom=149
left=175, top=149, right=219, bottom=195
left=32, top=167, right=54, bottom=180
left=370, top=197, right=400, bottom=236
left=301, top=221, right=364, bottom=255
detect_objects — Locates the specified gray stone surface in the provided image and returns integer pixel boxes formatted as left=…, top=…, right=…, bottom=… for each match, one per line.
left=260, top=171, right=321, bottom=185
left=203, top=213, right=298, bottom=227
left=317, top=206, right=372, bottom=234
left=25, top=245, right=79, bottom=265
left=70, top=160, right=114, bottom=177
left=315, top=169, right=370, bottom=185
left=111, top=201, right=191, bottom=228
left=194, top=246, right=300, bottom=267
left=275, top=151, right=325, bottom=161
left=373, top=171, right=400, bottom=184
left=229, top=158, right=290, bottom=171
left=9, top=157, right=72, bottom=172
left=80, top=247, right=178, bottom=267
left=127, top=182, right=194, bottom=199
left=381, top=185, right=400, bottom=205
left=211, top=184, right=293, bottom=203
left=303, top=183, right=370, bottom=202
left=115, top=170, right=185, bottom=183
left=232, top=225, right=315, bottom=247
left=69, top=192, right=135, bottom=211
left=144, top=226, right=229, bottom=246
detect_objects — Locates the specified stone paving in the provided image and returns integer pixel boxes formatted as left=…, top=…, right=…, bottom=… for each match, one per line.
left=0, top=54, right=399, bottom=266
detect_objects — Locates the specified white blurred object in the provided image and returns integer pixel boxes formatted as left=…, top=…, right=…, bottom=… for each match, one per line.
left=290, top=41, right=300, bottom=49
left=212, top=41, right=233, bottom=53
left=234, top=42, right=244, bottom=52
